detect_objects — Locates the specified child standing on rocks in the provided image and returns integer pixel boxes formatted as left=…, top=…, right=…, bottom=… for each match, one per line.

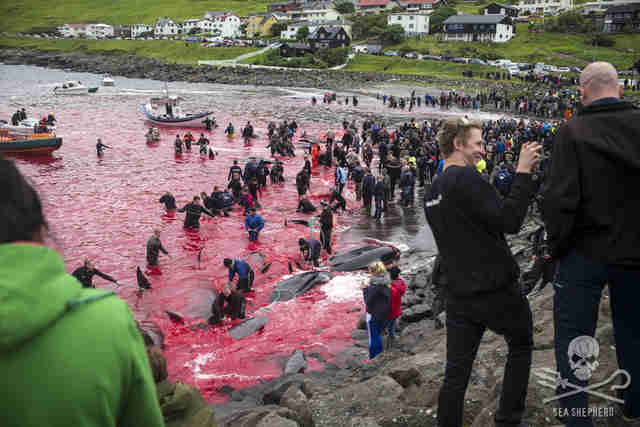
left=362, top=261, right=391, bottom=360
left=387, top=265, right=406, bottom=349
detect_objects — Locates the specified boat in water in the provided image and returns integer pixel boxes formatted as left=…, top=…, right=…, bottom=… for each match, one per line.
left=140, top=92, right=213, bottom=128
left=53, top=80, right=99, bottom=95
left=103, top=74, right=115, bottom=86
left=0, top=118, right=55, bottom=138
left=0, top=129, right=62, bottom=155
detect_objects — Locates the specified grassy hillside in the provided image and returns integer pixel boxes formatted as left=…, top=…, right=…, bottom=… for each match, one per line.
left=391, top=24, right=638, bottom=69
left=0, top=0, right=271, bottom=33
left=0, top=36, right=257, bottom=64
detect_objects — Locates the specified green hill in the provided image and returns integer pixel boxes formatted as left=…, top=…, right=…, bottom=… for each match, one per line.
left=0, top=0, right=271, bottom=33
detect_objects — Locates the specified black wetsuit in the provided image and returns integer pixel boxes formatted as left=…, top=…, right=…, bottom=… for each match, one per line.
left=228, top=165, right=243, bottom=181
left=72, top=266, right=117, bottom=288
left=178, top=203, right=215, bottom=229
left=146, top=236, right=168, bottom=266
left=96, top=142, right=109, bottom=156
left=319, top=206, right=334, bottom=254
left=209, top=290, right=246, bottom=325
left=159, top=194, right=176, bottom=210
left=296, top=198, right=316, bottom=213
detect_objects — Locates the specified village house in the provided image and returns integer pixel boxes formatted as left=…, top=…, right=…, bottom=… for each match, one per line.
left=603, top=4, right=640, bottom=31
left=483, top=2, right=520, bottom=17
left=387, top=12, right=430, bottom=36
left=517, top=0, right=573, bottom=16
left=58, top=24, right=89, bottom=38
left=279, top=42, right=315, bottom=56
left=246, top=12, right=291, bottom=37
left=280, top=18, right=353, bottom=39
left=442, top=14, right=514, bottom=42
left=580, top=0, right=640, bottom=15
left=307, top=26, right=351, bottom=49
left=131, top=24, right=154, bottom=38
left=268, top=0, right=304, bottom=12
left=182, top=19, right=202, bottom=34
left=57, top=23, right=114, bottom=38
left=398, top=0, right=438, bottom=12
left=154, top=17, right=181, bottom=37
left=289, top=1, right=342, bottom=21
left=355, top=0, right=400, bottom=15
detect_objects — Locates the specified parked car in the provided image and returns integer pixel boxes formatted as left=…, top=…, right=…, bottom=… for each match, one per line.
left=569, top=66, right=582, bottom=73
left=507, top=66, right=521, bottom=75
left=404, top=52, right=418, bottom=59
left=452, top=57, right=470, bottom=64
left=556, top=66, right=570, bottom=73
left=383, top=50, right=399, bottom=57
left=423, top=55, right=442, bottom=61
left=469, top=58, right=488, bottom=66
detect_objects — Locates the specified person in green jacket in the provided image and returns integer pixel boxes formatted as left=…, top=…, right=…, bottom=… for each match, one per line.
left=0, top=156, right=165, bottom=427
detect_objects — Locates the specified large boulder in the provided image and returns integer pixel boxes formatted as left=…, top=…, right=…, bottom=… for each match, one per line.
left=280, top=384, right=314, bottom=427
left=284, top=350, right=308, bottom=375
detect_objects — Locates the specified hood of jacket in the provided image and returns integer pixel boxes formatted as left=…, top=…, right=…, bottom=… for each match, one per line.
left=0, top=243, right=113, bottom=351
left=574, top=101, right=640, bottom=169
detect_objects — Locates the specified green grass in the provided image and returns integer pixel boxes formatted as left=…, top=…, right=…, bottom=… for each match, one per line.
left=345, top=53, right=500, bottom=80
left=0, top=36, right=257, bottom=64
left=388, top=24, right=639, bottom=69
left=0, top=0, right=271, bottom=33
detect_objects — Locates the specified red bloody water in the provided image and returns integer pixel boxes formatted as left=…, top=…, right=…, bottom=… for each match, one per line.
left=1, top=94, right=366, bottom=402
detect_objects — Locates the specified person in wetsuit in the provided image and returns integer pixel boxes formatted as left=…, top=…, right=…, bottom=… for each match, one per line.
left=209, top=284, right=247, bottom=325
left=228, top=160, right=243, bottom=182
left=72, top=259, right=119, bottom=288
left=159, top=192, right=176, bottom=211
left=177, top=196, right=215, bottom=229
left=147, top=229, right=169, bottom=266
left=224, top=257, right=254, bottom=293
left=96, top=138, right=111, bottom=156
left=202, top=117, right=215, bottom=131
left=299, top=237, right=321, bottom=267
left=296, top=196, right=316, bottom=213
left=319, top=202, right=334, bottom=254
left=225, top=123, right=234, bottom=136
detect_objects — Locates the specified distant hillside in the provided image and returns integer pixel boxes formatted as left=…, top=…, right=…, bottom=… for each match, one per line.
left=0, top=0, right=271, bottom=33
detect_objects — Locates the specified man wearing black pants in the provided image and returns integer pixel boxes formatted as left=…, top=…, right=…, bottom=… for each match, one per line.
left=319, top=203, right=333, bottom=254
left=425, top=117, right=541, bottom=427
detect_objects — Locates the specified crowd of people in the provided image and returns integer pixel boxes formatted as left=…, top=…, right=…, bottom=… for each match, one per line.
left=1, top=60, right=638, bottom=427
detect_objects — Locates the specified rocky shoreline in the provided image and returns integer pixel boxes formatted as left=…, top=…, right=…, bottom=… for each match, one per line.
left=137, top=210, right=621, bottom=427
left=0, top=47, right=511, bottom=92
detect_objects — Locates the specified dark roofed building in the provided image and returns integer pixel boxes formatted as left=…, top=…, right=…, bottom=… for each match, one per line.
left=442, top=14, right=514, bottom=42
left=603, top=4, right=640, bottom=32
left=308, top=26, right=351, bottom=49
left=483, top=3, right=519, bottom=17
left=280, top=42, right=315, bottom=57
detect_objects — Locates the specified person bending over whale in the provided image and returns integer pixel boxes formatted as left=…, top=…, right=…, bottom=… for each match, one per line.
left=72, top=258, right=120, bottom=288
left=296, top=196, right=317, bottom=213
left=159, top=191, right=176, bottom=211
left=224, top=258, right=255, bottom=293
left=178, top=195, right=215, bottom=229
left=209, top=284, right=247, bottom=325
left=299, top=237, right=322, bottom=267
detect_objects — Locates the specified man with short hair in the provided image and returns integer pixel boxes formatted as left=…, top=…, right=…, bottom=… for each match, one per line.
left=72, top=259, right=119, bottom=288
left=147, top=229, right=169, bottom=266
left=177, top=196, right=215, bottom=229
left=425, top=117, right=541, bottom=427
left=224, top=258, right=254, bottom=293
left=245, top=208, right=264, bottom=241
left=542, top=61, right=640, bottom=426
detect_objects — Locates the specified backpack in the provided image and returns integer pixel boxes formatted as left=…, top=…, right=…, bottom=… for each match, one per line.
left=494, top=167, right=514, bottom=195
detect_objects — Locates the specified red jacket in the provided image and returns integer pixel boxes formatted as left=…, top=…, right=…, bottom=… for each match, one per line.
left=389, top=278, right=406, bottom=319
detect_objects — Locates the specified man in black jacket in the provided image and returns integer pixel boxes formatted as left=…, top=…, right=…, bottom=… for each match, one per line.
left=542, top=61, right=640, bottom=426
left=72, top=259, right=119, bottom=288
left=424, top=117, right=540, bottom=427
left=178, top=196, right=215, bottom=229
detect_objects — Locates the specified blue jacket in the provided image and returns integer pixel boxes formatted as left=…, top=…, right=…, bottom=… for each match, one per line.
left=334, top=167, right=347, bottom=185
left=228, top=258, right=252, bottom=281
left=302, top=238, right=321, bottom=259
left=245, top=213, right=264, bottom=232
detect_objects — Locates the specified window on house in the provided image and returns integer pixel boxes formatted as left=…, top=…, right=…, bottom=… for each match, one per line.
left=410, top=15, right=414, bottom=19
left=409, top=23, right=414, bottom=28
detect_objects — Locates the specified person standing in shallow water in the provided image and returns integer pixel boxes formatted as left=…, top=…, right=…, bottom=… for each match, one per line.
left=0, top=156, right=164, bottom=427
left=72, top=258, right=120, bottom=288
left=96, top=138, right=111, bottom=156
left=159, top=191, right=176, bottom=211
left=147, top=229, right=169, bottom=266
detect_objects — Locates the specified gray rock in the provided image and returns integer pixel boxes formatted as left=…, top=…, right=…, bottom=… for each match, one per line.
left=401, top=304, right=432, bottom=323
left=285, top=350, right=308, bottom=375
left=281, top=384, right=314, bottom=427
left=349, top=417, right=382, bottom=427
left=256, top=412, right=299, bottom=427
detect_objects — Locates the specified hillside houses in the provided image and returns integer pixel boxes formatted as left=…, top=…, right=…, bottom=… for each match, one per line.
left=388, top=12, right=430, bottom=35
left=281, top=19, right=353, bottom=39
left=442, top=14, right=514, bottom=42
left=356, top=0, right=400, bottom=15
left=154, top=17, right=180, bottom=36
left=57, top=23, right=114, bottom=38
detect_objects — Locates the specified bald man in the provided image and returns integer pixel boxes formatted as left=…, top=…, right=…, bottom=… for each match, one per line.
left=542, top=62, right=640, bottom=426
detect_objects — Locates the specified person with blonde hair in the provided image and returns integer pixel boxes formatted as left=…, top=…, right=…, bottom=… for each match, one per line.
left=362, top=261, right=391, bottom=360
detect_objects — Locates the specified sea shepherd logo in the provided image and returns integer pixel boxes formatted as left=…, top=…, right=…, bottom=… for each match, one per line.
left=535, top=336, right=631, bottom=404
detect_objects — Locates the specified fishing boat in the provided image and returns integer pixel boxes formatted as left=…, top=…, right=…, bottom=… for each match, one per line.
left=140, top=84, right=213, bottom=128
left=53, top=80, right=99, bottom=95
left=103, top=74, right=115, bottom=86
left=0, top=130, right=62, bottom=155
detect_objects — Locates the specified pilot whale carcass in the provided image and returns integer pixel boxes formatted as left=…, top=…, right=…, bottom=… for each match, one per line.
left=229, top=316, right=269, bottom=340
left=329, top=245, right=399, bottom=272
left=270, top=271, right=333, bottom=303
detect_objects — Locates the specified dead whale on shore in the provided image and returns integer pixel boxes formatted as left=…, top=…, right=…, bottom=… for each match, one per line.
left=269, top=271, right=333, bottom=303
left=329, top=245, right=399, bottom=272
left=229, top=316, right=269, bottom=340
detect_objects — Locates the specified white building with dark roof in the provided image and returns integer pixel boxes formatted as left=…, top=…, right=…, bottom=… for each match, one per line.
left=154, top=17, right=181, bottom=36
left=442, top=14, right=514, bottom=42
left=517, top=0, right=573, bottom=15
left=280, top=18, right=353, bottom=39
left=387, top=12, right=430, bottom=35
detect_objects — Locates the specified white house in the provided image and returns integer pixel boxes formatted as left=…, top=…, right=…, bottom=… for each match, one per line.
left=182, top=19, right=202, bottom=34
left=89, top=23, right=114, bottom=38
left=281, top=18, right=353, bottom=39
left=442, top=14, right=514, bottom=42
left=517, top=0, right=573, bottom=15
left=387, top=12, right=430, bottom=35
left=289, top=1, right=342, bottom=21
left=204, top=13, right=242, bottom=38
left=57, top=24, right=89, bottom=38
left=155, top=17, right=181, bottom=37
left=131, top=24, right=154, bottom=38
left=398, top=0, right=438, bottom=12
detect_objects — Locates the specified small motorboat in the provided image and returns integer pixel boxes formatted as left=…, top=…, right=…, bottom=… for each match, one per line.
left=0, top=130, right=62, bottom=155
left=140, top=96, right=213, bottom=128
left=1, top=118, right=55, bottom=138
left=103, top=74, right=115, bottom=86
left=53, top=80, right=98, bottom=95
left=146, top=126, right=160, bottom=143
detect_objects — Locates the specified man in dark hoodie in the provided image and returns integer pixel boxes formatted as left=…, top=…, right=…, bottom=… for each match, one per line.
left=424, top=117, right=541, bottom=427
left=72, top=259, right=120, bottom=288
left=542, top=62, right=640, bottom=426
left=178, top=196, right=215, bottom=229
